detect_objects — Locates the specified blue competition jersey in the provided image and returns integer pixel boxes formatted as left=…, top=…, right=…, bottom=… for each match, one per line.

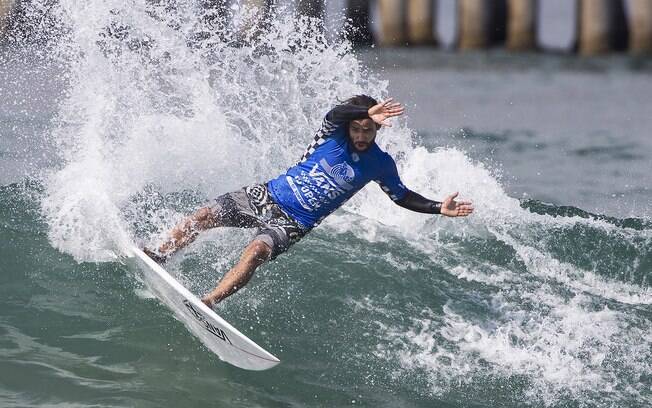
left=267, top=105, right=409, bottom=228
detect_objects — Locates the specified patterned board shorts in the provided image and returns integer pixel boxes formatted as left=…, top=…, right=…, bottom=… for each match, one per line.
left=209, top=184, right=310, bottom=260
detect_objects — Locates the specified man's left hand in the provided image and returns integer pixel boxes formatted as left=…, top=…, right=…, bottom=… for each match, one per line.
left=441, top=192, right=474, bottom=217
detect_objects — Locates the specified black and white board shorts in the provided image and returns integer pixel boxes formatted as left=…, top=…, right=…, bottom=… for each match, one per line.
left=210, top=184, right=310, bottom=260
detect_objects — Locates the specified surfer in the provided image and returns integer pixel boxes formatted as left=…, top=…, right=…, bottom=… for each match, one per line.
left=144, top=95, right=473, bottom=308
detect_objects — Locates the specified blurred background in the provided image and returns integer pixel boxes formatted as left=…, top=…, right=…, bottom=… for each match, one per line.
left=5, top=0, right=652, bottom=52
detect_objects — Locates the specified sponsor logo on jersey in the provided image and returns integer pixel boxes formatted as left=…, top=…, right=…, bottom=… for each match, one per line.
left=287, top=159, right=356, bottom=212
left=319, top=159, right=355, bottom=189
left=329, top=162, right=355, bottom=184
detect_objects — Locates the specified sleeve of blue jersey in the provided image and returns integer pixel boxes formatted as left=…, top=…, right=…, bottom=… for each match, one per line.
left=377, top=153, right=410, bottom=201
left=325, top=104, right=371, bottom=125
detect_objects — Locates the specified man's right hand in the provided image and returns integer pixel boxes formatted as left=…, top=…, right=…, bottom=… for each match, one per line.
left=368, top=98, right=405, bottom=127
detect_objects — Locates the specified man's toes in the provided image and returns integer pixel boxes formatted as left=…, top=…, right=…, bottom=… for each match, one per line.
left=143, top=247, right=168, bottom=264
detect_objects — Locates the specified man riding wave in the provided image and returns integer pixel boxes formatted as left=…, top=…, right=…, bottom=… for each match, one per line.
left=144, top=95, right=474, bottom=307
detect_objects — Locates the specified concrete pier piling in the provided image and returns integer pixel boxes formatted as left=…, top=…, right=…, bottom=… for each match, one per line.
left=1, top=0, right=15, bottom=35
left=345, top=0, right=374, bottom=46
left=577, top=0, right=628, bottom=55
left=629, top=0, right=652, bottom=54
left=379, top=0, right=406, bottom=46
left=490, top=0, right=508, bottom=45
left=243, top=0, right=269, bottom=12
left=457, top=0, right=493, bottom=49
left=241, top=0, right=273, bottom=26
left=1, top=0, right=648, bottom=57
left=296, top=0, right=324, bottom=35
left=198, top=0, right=229, bottom=40
left=506, top=0, right=537, bottom=51
left=237, top=0, right=274, bottom=41
left=406, top=0, right=437, bottom=45
left=297, top=0, right=324, bottom=20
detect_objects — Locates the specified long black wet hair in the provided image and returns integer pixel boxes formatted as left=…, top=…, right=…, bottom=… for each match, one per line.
left=344, top=94, right=378, bottom=109
left=343, top=94, right=381, bottom=129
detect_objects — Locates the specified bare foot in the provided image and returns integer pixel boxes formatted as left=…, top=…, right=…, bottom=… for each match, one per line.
left=142, top=247, right=168, bottom=264
left=201, top=296, right=215, bottom=309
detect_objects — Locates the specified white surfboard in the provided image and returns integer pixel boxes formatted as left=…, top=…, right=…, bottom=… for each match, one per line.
left=128, top=245, right=280, bottom=371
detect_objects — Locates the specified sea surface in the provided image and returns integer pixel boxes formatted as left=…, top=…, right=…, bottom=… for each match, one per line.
left=1, top=2, right=651, bottom=407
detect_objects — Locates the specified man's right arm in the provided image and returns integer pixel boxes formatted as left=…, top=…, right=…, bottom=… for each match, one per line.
left=377, top=154, right=474, bottom=218
left=324, top=98, right=405, bottom=128
left=325, top=104, right=370, bottom=125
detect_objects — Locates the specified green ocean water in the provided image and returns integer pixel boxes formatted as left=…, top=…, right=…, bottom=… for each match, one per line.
left=1, top=1, right=652, bottom=407
left=1, top=177, right=650, bottom=407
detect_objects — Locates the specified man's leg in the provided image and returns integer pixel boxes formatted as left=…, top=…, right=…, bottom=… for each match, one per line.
left=154, top=207, right=218, bottom=259
left=201, top=239, right=272, bottom=307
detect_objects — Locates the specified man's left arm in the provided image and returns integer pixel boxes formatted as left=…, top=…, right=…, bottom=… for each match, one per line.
left=377, top=155, right=473, bottom=218
left=395, top=190, right=474, bottom=217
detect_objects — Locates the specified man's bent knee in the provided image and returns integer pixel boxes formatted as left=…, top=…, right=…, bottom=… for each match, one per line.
left=247, top=239, right=272, bottom=263
left=192, top=207, right=217, bottom=229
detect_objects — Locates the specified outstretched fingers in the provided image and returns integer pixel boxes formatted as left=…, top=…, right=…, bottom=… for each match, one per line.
left=370, top=98, right=405, bottom=127
left=455, top=202, right=474, bottom=216
left=441, top=192, right=475, bottom=217
left=385, top=106, right=405, bottom=120
left=381, top=98, right=405, bottom=112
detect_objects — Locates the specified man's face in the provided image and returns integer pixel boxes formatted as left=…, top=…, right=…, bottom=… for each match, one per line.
left=348, top=118, right=377, bottom=152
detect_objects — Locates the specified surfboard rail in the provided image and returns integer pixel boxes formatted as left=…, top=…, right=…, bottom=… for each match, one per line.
left=129, top=245, right=280, bottom=371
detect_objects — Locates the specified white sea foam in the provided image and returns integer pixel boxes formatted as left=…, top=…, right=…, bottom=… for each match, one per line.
left=41, top=0, right=381, bottom=261
left=495, top=230, right=652, bottom=305
left=380, top=290, right=651, bottom=406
